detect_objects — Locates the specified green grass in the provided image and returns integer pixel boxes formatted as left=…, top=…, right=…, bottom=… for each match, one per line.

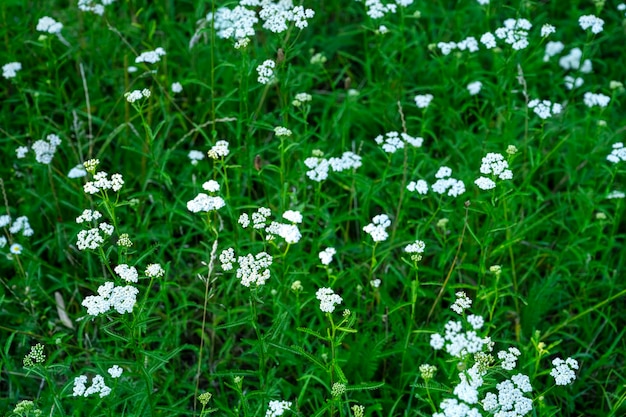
left=1, top=0, right=626, bottom=416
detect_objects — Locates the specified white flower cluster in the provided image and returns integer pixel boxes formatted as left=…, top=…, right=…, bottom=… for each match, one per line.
left=73, top=374, right=111, bottom=398
left=607, top=190, right=625, bottom=199
left=404, top=239, right=425, bottom=254
left=430, top=318, right=488, bottom=358
left=498, top=347, right=521, bottom=370
left=433, top=398, right=481, bottom=417
left=316, top=287, right=343, bottom=313
left=474, top=152, right=513, bottom=190
left=583, top=92, right=610, bottom=108
left=82, top=281, right=139, bottom=315
left=467, top=81, right=482, bottom=96
left=68, top=164, right=87, bottom=178
left=171, top=82, right=183, bottom=93
left=451, top=291, right=472, bottom=314
left=607, top=143, right=626, bottom=164
left=220, top=249, right=273, bottom=287
left=208, top=1, right=314, bottom=45
left=578, top=14, right=604, bottom=34
left=493, top=18, right=532, bottom=50
left=135, top=47, right=166, bottom=64
left=543, top=41, right=564, bottom=62
left=407, top=166, right=465, bottom=197
left=37, top=16, right=63, bottom=34
left=363, top=214, right=391, bottom=242
left=528, top=98, right=562, bottom=120
left=187, top=180, right=226, bottom=213
left=319, top=247, right=336, bottom=265
left=274, top=126, right=292, bottom=137
left=541, top=23, right=556, bottom=37
left=1, top=215, right=34, bottom=237
left=78, top=0, right=116, bottom=15
left=414, top=93, right=434, bottom=108
left=482, top=374, right=533, bottom=416
left=619, top=3, right=626, bottom=16
left=558, top=48, right=592, bottom=74
left=374, top=131, right=423, bottom=153
left=437, top=36, right=479, bottom=56
left=107, top=365, right=123, bottom=378
left=239, top=208, right=303, bottom=243
left=2, top=62, right=21, bottom=79
left=550, top=357, right=579, bottom=385
left=292, top=92, right=312, bottom=107
left=266, top=399, right=292, bottom=417
left=208, top=6, right=258, bottom=40
left=304, top=150, right=362, bottom=182
left=145, top=263, right=165, bottom=278
left=256, top=59, right=276, bottom=84
left=84, top=171, right=124, bottom=194
left=30, top=134, right=62, bottom=164
left=114, top=264, right=138, bottom=283
left=188, top=150, right=205, bottom=166
left=564, top=75, right=584, bottom=90
left=354, top=0, right=413, bottom=20
left=208, top=140, right=230, bottom=159
left=125, top=89, right=151, bottom=103
left=432, top=166, right=466, bottom=197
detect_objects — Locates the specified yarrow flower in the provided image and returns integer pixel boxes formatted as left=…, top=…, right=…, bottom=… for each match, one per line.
left=72, top=374, right=111, bottom=398
left=135, top=47, right=166, bottom=64
left=114, top=264, right=138, bottom=283
left=583, top=92, right=610, bottom=108
left=544, top=41, right=564, bottom=61
left=559, top=48, right=592, bottom=73
left=107, top=365, right=123, bottom=378
left=68, top=164, right=88, bottom=178
left=236, top=252, right=273, bottom=287
left=2, top=62, right=22, bottom=79
left=494, top=18, right=532, bottom=50
left=274, top=126, right=292, bottom=137
left=431, top=166, right=466, bottom=197
left=363, top=214, right=391, bottom=242
left=414, top=93, right=434, bottom=108
left=292, top=92, right=312, bottom=107
left=467, top=81, right=482, bottom=95
left=475, top=152, right=513, bottom=190
left=145, top=263, right=165, bottom=278
left=540, top=23, right=555, bottom=37
left=304, top=150, right=362, bottom=182
left=82, top=281, right=139, bottom=315
left=406, top=179, right=429, bottom=195
left=266, top=400, right=292, bottom=417
left=207, top=6, right=258, bottom=41
left=187, top=180, right=225, bottom=213
left=564, top=75, right=584, bottom=90
left=550, top=357, right=579, bottom=385
left=316, top=287, right=342, bottom=313
left=171, top=82, right=183, bottom=93
left=319, top=247, right=336, bottom=265
left=84, top=171, right=124, bottom=194
left=37, top=16, right=63, bottom=34
left=528, top=99, right=562, bottom=119
left=607, top=142, right=626, bottom=164
left=374, top=131, right=423, bottom=153
left=188, top=150, right=204, bottom=166
left=451, top=291, right=472, bottom=314
left=578, top=14, right=604, bottom=34
left=32, top=134, right=61, bottom=164
left=78, top=0, right=116, bottom=15
left=256, top=59, right=276, bottom=84
left=498, top=347, right=521, bottom=370
left=208, top=140, right=230, bottom=159
left=125, top=89, right=151, bottom=103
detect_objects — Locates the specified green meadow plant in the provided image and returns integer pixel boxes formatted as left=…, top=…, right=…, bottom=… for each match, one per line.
left=1, top=0, right=626, bottom=416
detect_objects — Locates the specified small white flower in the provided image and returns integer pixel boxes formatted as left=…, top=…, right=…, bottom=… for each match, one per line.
left=583, top=92, right=610, bottom=108
left=107, top=365, right=123, bottom=378
left=274, top=126, right=292, bottom=137
left=363, top=214, right=391, bottom=242
left=145, top=263, right=165, bottom=278
left=541, top=24, right=555, bottom=37
left=451, top=291, right=472, bottom=314
left=579, top=14, right=604, bottom=34
left=404, top=240, right=426, bottom=254
left=406, top=180, right=429, bottom=195
left=207, top=140, right=230, bottom=159
left=114, top=264, right=138, bottom=283
left=467, top=81, right=482, bottom=96
left=202, top=180, right=220, bottom=193
left=171, top=82, right=183, bottom=93
left=282, top=210, right=302, bottom=223
left=316, top=287, right=342, bottom=313
left=135, top=47, right=166, bottom=64
left=551, top=357, right=579, bottom=385
left=256, top=59, right=276, bottom=84
left=414, top=94, right=434, bottom=109
left=68, top=164, right=87, bottom=178
left=319, top=247, right=336, bottom=265
left=10, top=243, right=23, bottom=254
left=2, top=62, right=22, bottom=79
left=37, top=16, right=63, bottom=34
left=188, top=150, right=204, bottom=166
